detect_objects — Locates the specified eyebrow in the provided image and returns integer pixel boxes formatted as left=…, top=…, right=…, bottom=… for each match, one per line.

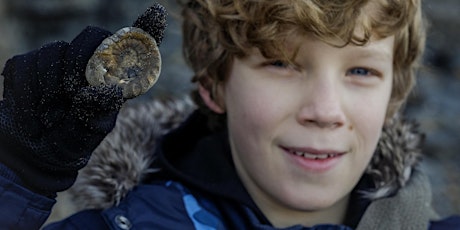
left=350, top=47, right=393, bottom=62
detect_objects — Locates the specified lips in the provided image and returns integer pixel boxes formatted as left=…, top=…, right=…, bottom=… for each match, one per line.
left=282, top=146, right=346, bottom=172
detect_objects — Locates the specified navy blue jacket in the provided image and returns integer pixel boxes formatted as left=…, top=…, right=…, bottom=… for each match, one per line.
left=1, top=174, right=459, bottom=229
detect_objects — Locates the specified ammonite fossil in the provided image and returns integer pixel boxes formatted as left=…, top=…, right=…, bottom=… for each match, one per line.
left=85, top=27, right=161, bottom=99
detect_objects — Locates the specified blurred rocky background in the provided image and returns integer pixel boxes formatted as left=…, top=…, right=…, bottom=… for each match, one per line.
left=0, top=0, right=458, bottom=223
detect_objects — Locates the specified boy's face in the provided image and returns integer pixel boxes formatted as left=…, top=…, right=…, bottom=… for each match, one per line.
left=219, top=35, right=394, bottom=225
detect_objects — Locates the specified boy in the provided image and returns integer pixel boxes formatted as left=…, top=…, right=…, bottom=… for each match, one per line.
left=0, top=0, right=459, bottom=229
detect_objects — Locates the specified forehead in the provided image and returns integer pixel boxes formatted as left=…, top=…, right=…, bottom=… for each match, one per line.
left=275, top=33, right=395, bottom=62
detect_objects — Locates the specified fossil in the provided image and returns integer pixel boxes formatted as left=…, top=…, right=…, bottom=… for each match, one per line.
left=85, top=3, right=166, bottom=99
left=85, top=27, right=161, bottom=99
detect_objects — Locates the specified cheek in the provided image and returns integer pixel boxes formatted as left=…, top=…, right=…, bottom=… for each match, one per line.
left=224, top=75, right=287, bottom=170
left=349, top=92, right=390, bottom=157
left=225, top=80, right=284, bottom=136
left=226, top=93, right=276, bottom=157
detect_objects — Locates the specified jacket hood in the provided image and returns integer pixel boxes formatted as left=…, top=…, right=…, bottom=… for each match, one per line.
left=69, top=96, right=424, bottom=210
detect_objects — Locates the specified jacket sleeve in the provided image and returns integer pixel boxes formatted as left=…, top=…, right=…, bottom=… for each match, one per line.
left=0, top=163, right=56, bottom=229
left=430, top=215, right=460, bottom=230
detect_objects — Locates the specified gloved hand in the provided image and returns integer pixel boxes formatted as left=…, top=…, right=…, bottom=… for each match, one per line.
left=0, top=3, right=167, bottom=196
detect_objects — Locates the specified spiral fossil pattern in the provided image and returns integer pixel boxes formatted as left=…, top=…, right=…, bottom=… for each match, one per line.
left=85, top=27, right=161, bottom=99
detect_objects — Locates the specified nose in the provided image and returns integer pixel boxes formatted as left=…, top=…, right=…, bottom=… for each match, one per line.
left=297, top=77, right=346, bottom=129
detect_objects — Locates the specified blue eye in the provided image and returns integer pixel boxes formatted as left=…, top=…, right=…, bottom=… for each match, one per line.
left=348, top=67, right=371, bottom=76
left=270, top=60, right=288, bottom=68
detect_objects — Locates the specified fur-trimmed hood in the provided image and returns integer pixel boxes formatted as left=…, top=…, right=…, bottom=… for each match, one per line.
left=69, top=96, right=424, bottom=211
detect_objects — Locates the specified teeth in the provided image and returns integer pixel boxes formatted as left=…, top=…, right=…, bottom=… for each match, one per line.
left=291, top=150, right=336, bottom=160
left=303, top=152, right=320, bottom=159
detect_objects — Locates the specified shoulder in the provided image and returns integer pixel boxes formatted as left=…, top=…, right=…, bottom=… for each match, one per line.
left=49, top=181, right=224, bottom=229
left=430, top=215, right=460, bottom=230
left=101, top=181, right=225, bottom=230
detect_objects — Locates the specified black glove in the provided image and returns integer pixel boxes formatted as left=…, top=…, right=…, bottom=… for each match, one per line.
left=0, top=3, right=167, bottom=195
left=0, top=26, right=122, bottom=195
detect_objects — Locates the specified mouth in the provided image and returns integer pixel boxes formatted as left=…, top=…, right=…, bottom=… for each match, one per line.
left=283, top=146, right=346, bottom=159
left=282, top=146, right=346, bottom=172
left=287, top=149, right=343, bottom=160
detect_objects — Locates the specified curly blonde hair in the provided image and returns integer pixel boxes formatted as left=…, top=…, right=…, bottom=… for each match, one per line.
left=179, top=0, right=426, bottom=127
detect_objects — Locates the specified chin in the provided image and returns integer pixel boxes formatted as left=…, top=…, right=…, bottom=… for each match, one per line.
left=283, top=190, right=346, bottom=212
left=301, top=200, right=339, bottom=212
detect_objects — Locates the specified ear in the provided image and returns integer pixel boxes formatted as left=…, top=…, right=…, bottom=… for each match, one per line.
left=198, top=83, right=225, bottom=114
